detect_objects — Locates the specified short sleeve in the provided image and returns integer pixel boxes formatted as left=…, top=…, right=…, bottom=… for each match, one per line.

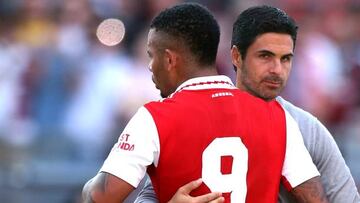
left=99, top=106, right=160, bottom=187
left=281, top=110, right=320, bottom=190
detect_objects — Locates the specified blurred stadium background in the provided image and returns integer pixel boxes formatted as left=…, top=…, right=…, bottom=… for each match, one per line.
left=0, top=0, right=359, bottom=202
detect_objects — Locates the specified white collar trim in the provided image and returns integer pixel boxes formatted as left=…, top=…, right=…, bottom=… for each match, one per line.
left=174, top=75, right=235, bottom=92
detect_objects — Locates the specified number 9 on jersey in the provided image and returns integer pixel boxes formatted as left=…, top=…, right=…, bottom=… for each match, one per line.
left=202, top=137, right=248, bottom=202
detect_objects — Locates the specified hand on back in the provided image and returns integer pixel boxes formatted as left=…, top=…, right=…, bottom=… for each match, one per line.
left=168, top=179, right=224, bottom=203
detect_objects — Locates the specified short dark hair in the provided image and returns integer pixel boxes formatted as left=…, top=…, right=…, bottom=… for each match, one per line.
left=232, top=5, right=298, bottom=59
left=150, top=3, right=220, bottom=66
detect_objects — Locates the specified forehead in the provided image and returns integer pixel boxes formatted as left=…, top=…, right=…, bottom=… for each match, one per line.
left=250, top=33, right=294, bottom=54
left=147, top=29, right=159, bottom=48
left=147, top=29, right=171, bottom=48
left=147, top=28, right=183, bottom=54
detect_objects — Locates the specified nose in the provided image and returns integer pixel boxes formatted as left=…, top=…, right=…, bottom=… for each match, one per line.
left=269, top=59, right=282, bottom=74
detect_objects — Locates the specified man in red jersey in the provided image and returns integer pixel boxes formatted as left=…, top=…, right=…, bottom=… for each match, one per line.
left=81, top=3, right=326, bottom=203
left=136, top=5, right=353, bottom=203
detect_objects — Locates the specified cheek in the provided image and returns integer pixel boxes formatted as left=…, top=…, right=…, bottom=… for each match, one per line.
left=285, top=63, right=292, bottom=74
left=152, top=61, right=165, bottom=84
left=247, top=64, right=266, bottom=82
left=148, top=58, right=155, bottom=71
left=281, top=64, right=292, bottom=79
left=150, top=59, right=160, bottom=75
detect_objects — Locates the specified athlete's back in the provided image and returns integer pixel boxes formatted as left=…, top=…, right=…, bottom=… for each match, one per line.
left=145, top=84, right=286, bottom=203
left=97, top=76, right=319, bottom=203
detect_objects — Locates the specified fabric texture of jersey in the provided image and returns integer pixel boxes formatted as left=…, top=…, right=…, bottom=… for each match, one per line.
left=100, top=76, right=319, bottom=203
left=133, top=95, right=358, bottom=203
left=146, top=76, right=284, bottom=203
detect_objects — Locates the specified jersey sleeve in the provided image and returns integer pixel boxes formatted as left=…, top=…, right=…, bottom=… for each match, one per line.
left=309, top=118, right=360, bottom=202
left=281, top=110, right=320, bottom=190
left=277, top=96, right=360, bottom=202
left=99, top=106, right=160, bottom=188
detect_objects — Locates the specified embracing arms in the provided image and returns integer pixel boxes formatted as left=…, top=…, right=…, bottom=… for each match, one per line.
left=82, top=172, right=134, bottom=203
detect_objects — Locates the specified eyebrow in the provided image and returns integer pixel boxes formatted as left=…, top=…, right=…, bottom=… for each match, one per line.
left=257, top=50, right=276, bottom=56
left=257, top=50, right=294, bottom=58
left=282, top=53, right=294, bottom=58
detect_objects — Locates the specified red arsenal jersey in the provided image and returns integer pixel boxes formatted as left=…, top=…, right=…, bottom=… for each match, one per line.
left=100, top=75, right=319, bottom=203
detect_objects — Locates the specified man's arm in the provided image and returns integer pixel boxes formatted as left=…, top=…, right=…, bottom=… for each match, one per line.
left=134, top=176, right=159, bottom=203
left=305, top=117, right=360, bottom=202
left=290, top=176, right=328, bottom=203
left=281, top=110, right=329, bottom=203
left=82, top=172, right=134, bottom=203
left=277, top=96, right=360, bottom=202
left=83, top=107, right=159, bottom=203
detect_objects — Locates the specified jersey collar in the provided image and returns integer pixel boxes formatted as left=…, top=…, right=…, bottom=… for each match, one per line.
left=175, top=75, right=236, bottom=92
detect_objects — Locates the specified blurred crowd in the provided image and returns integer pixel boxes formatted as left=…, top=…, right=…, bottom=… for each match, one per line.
left=0, top=0, right=359, bottom=202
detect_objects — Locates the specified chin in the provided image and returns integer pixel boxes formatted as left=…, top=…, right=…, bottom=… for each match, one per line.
left=263, top=93, right=277, bottom=101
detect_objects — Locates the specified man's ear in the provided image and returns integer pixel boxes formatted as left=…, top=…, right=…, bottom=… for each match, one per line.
left=231, top=45, right=242, bottom=71
left=164, top=49, right=178, bottom=71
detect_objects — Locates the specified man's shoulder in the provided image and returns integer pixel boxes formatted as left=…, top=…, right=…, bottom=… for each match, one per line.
left=275, top=96, right=332, bottom=152
left=276, top=96, right=318, bottom=124
left=276, top=97, right=360, bottom=203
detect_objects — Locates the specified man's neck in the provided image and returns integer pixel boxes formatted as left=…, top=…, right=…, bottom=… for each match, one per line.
left=177, top=65, right=219, bottom=88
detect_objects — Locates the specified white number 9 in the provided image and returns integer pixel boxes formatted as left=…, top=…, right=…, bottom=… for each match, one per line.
left=202, top=137, right=248, bottom=202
